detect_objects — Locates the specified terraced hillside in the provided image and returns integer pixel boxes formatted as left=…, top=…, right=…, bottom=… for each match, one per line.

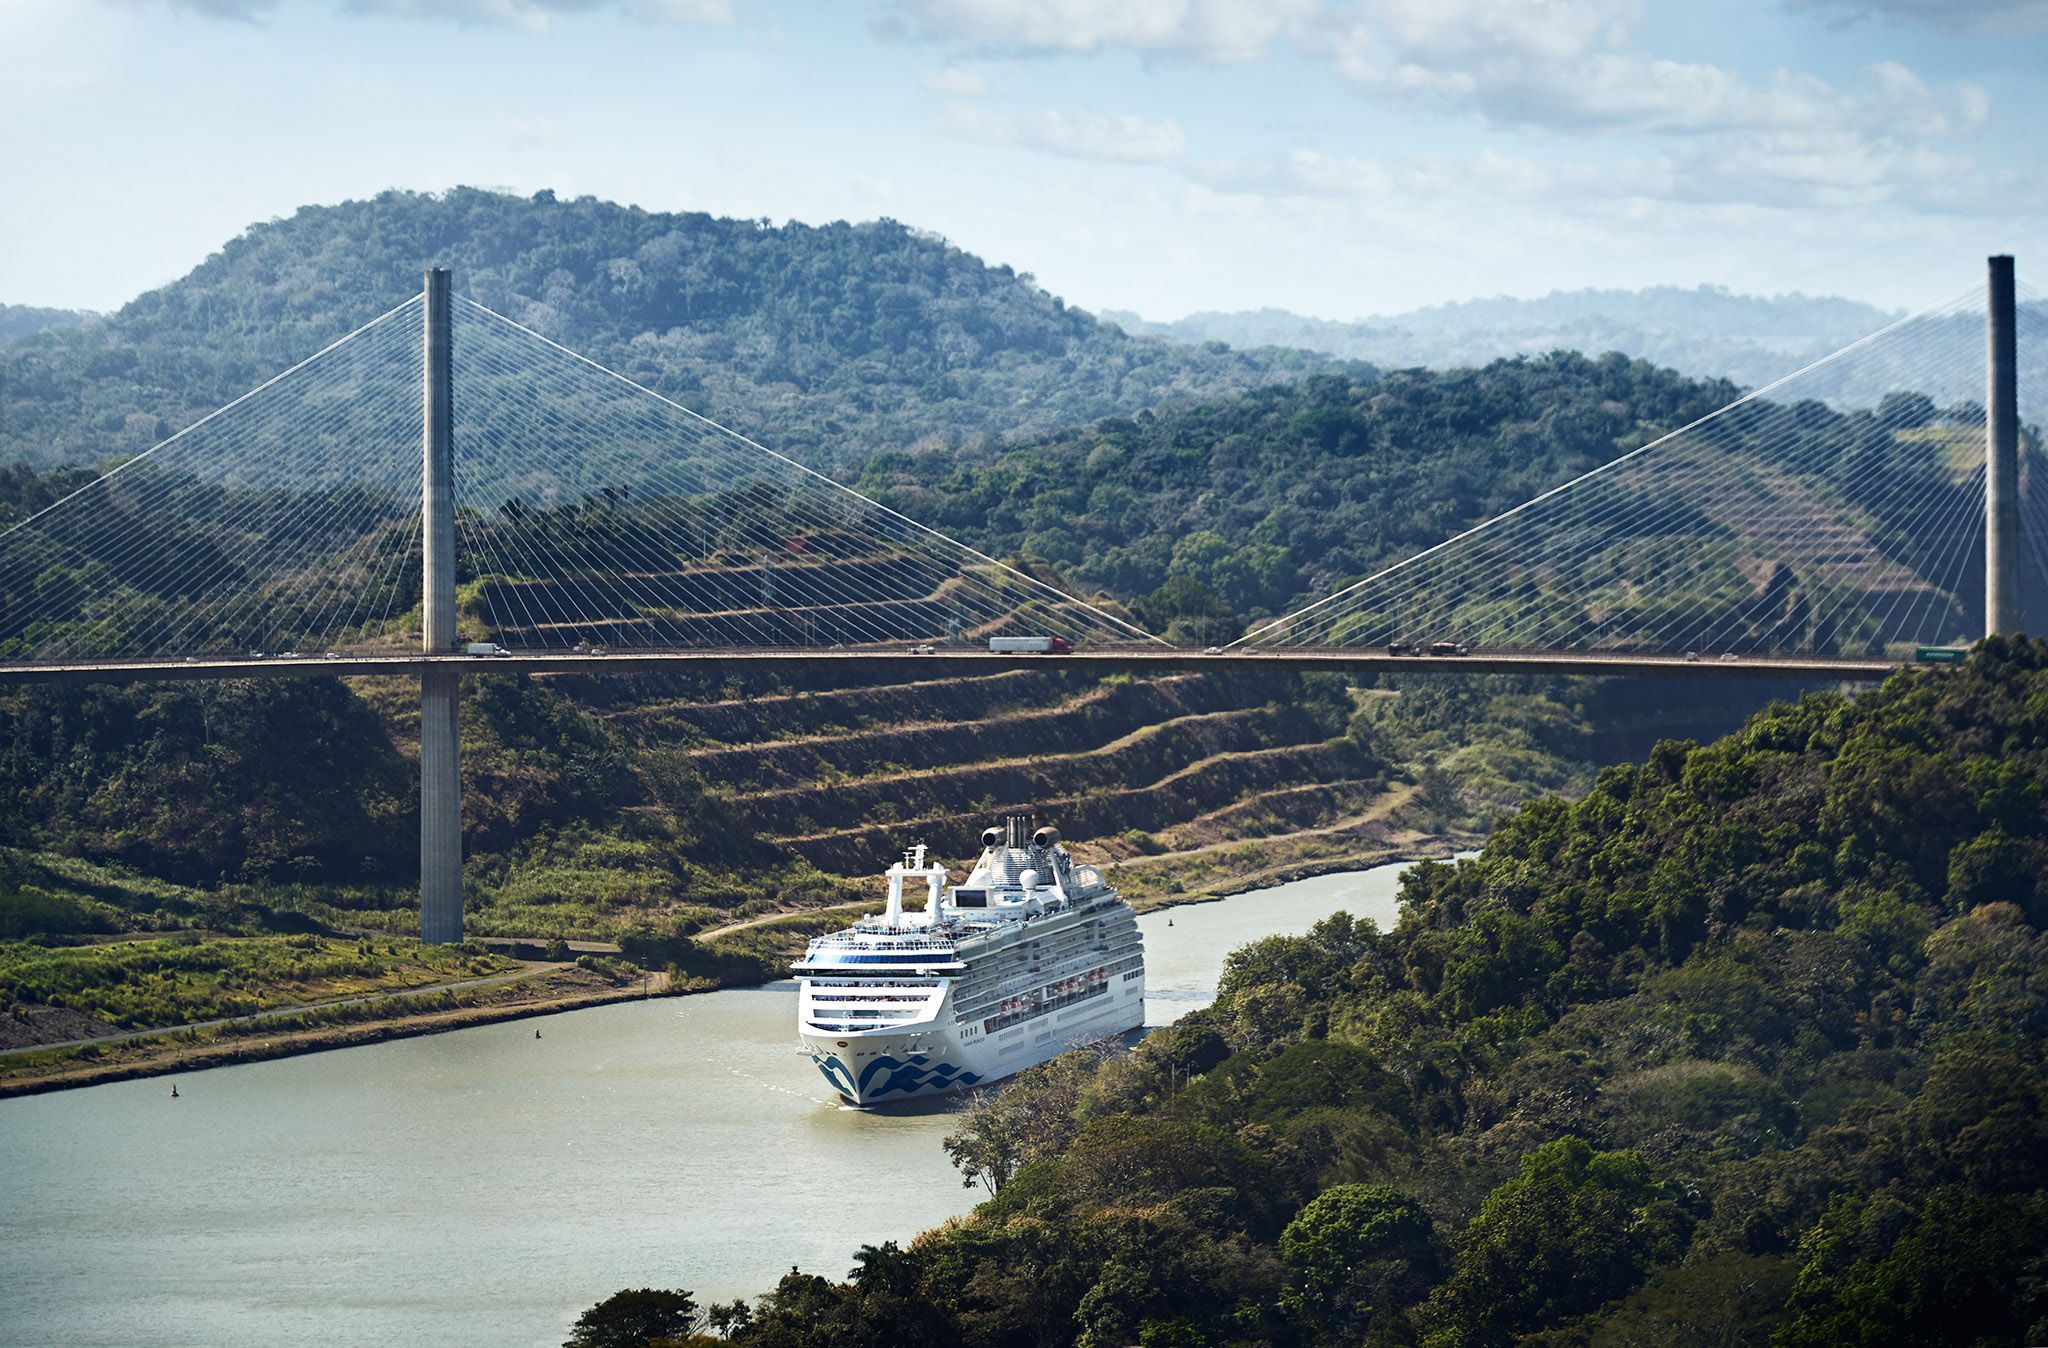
left=563, top=664, right=1416, bottom=912
left=462, top=659, right=1788, bottom=934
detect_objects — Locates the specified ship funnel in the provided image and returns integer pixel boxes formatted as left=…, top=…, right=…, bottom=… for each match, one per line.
left=1006, top=815, right=1031, bottom=850
left=981, top=827, right=1002, bottom=849
left=1032, top=826, right=1060, bottom=849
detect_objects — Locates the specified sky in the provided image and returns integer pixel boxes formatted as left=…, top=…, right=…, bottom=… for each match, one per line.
left=0, top=0, right=2043, bottom=322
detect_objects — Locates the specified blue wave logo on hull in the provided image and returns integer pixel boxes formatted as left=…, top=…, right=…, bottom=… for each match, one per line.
left=813, top=1052, right=981, bottom=1101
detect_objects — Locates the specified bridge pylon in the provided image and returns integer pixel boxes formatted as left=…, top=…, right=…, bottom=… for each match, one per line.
left=420, top=268, right=463, bottom=944
left=1987, top=255, right=2021, bottom=638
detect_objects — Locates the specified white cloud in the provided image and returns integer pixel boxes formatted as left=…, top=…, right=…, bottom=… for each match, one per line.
left=503, top=115, right=558, bottom=147
left=892, top=0, right=1993, bottom=168
left=889, top=0, right=1318, bottom=61
left=1188, top=148, right=1394, bottom=198
left=919, top=66, right=987, bottom=95
left=1591, top=130, right=2035, bottom=216
left=345, top=0, right=732, bottom=27
left=1313, top=0, right=1987, bottom=142
left=1784, top=0, right=2048, bottom=34
left=936, top=102, right=1188, bottom=162
left=114, top=0, right=279, bottom=17
left=1180, top=110, right=2037, bottom=233
left=123, top=0, right=732, bottom=28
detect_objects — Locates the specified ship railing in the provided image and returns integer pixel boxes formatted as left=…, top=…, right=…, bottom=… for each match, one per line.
left=802, top=978, right=947, bottom=988
left=828, top=933, right=959, bottom=949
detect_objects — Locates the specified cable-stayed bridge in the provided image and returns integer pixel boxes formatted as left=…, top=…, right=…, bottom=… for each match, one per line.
left=0, top=262, right=2039, bottom=939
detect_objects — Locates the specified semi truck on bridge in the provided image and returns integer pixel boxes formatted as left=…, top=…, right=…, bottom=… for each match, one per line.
left=988, top=636, right=1073, bottom=655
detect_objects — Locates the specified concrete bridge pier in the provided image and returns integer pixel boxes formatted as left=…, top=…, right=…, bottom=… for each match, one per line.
left=419, top=668, right=462, bottom=943
left=420, top=268, right=463, bottom=944
left=1987, top=254, right=2020, bottom=637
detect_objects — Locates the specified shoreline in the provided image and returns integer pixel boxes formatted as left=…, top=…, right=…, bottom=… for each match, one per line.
left=0, top=841, right=1480, bottom=1101
left=1119, top=836, right=1481, bottom=914
left=0, top=971, right=692, bottom=1101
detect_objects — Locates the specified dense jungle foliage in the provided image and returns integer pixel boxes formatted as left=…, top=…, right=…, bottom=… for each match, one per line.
left=861, top=364, right=1999, bottom=646
left=595, top=640, right=2048, bottom=1347
left=0, top=189, right=1324, bottom=472
left=0, top=668, right=802, bottom=940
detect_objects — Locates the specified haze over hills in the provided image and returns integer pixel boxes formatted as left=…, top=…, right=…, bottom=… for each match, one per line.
left=1103, top=286, right=1903, bottom=391
left=0, top=304, right=94, bottom=345
left=0, top=188, right=1331, bottom=471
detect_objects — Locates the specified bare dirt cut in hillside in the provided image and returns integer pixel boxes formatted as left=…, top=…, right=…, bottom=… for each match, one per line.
left=563, top=665, right=1422, bottom=918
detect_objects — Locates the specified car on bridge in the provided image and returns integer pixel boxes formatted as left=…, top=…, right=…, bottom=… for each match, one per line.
left=1429, top=641, right=1470, bottom=656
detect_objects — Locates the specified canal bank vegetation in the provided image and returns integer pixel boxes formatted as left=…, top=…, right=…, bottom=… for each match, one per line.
left=0, top=932, right=512, bottom=1036
left=0, top=959, right=658, bottom=1096
left=582, top=640, right=2048, bottom=1348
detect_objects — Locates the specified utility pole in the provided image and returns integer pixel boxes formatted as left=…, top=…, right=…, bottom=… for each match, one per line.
left=1986, top=255, right=2020, bottom=637
left=420, top=268, right=463, bottom=944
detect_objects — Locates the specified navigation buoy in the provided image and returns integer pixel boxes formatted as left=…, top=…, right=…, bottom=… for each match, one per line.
left=169, top=1083, right=179, bottom=1098
left=535, top=1028, right=542, bottom=1039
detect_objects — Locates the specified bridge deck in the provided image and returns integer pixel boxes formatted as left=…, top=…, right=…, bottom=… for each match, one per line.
left=0, top=647, right=1907, bottom=686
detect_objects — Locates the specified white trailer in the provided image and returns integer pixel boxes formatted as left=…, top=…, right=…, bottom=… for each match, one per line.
left=987, top=636, right=1072, bottom=654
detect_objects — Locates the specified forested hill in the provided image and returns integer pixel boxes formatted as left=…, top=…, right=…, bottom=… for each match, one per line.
left=860, top=357, right=1741, bottom=635
left=625, top=639, right=2048, bottom=1347
left=0, top=188, right=1327, bottom=470
left=857, top=354, right=2005, bottom=647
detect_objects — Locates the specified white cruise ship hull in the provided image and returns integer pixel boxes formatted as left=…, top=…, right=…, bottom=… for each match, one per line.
left=795, top=823, right=1146, bottom=1108
left=802, top=968, right=1145, bottom=1106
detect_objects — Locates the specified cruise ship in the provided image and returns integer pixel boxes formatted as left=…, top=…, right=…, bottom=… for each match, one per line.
left=794, top=818, right=1146, bottom=1107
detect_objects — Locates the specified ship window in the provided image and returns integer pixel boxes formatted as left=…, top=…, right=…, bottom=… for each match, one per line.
left=952, top=889, right=988, bottom=907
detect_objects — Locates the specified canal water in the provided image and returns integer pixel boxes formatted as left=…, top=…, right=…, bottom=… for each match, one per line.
left=0, top=861, right=1422, bottom=1348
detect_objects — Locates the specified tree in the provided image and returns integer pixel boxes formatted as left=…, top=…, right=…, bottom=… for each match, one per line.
left=1279, top=1183, right=1439, bottom=1333
left=1774, top=1188, right=2048, bottom=1348
left=847, top=1241, right=920, bottom=1298
left=1427, top=1139, right=1692, bottom=1344
left=1547, top=1252, right=1796, bottom=1347
left=564, top=1288, right=698, bottom=1348
left=942, top=1051, right=1095, bottom=1193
